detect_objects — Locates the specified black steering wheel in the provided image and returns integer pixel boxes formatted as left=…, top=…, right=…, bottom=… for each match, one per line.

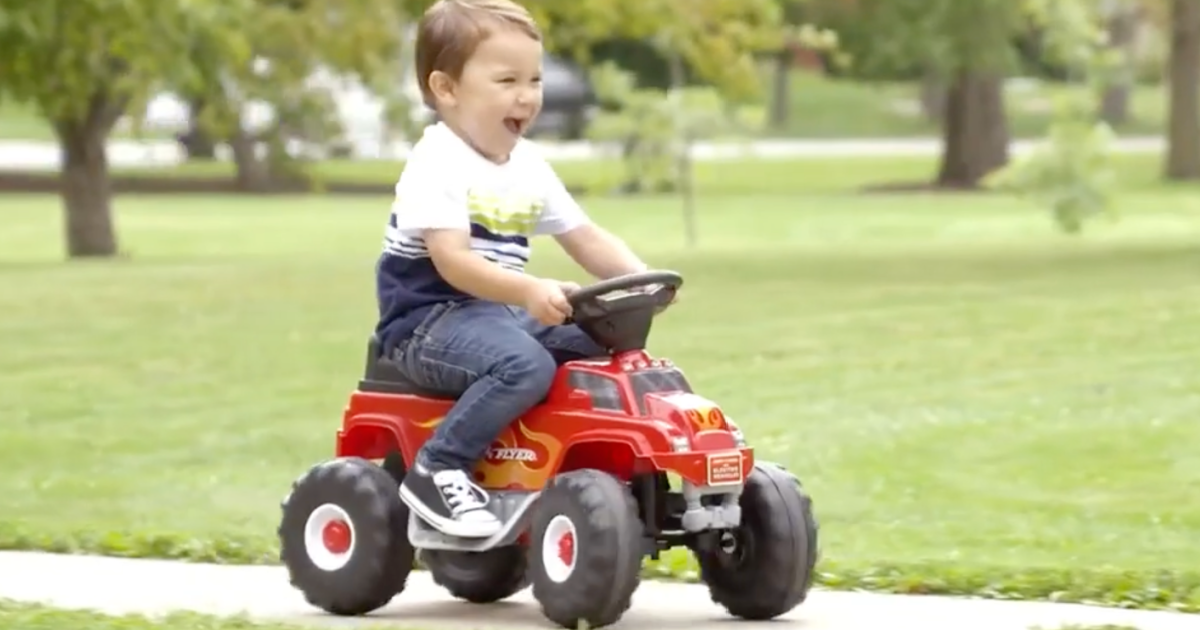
left=566, top=270, right=683, bottom=323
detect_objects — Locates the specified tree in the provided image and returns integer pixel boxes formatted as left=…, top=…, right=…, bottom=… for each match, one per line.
left=763, top=0, right=813, bottom=130
left=988, top=0, right=1122, bottom=234
left=178, top=0, right=408, bottom=191
left=1164, top=0, right=1200, bottom=179
left=398, top=0, right=785, bottom=102
left=804, top=0, right=1024, bottom=188
left=484, top=0, right=786, bottom=245
left=0, top=0, right=254, bottom=258
left=1098, top=0, right=1140, bottom=126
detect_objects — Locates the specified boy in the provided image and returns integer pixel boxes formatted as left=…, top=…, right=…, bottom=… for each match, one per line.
left=376, top=0, right=650, bottom=539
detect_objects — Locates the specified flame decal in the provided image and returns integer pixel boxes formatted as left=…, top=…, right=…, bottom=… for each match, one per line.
left=409, top=416, right=562, bottom=489
left=472, top=420, right=563, bottom=489
left=686, top=407, right=725, bottom=431
left=661, top=392, right=727, bottom=431
left=413, top=416, right=445, bottom=429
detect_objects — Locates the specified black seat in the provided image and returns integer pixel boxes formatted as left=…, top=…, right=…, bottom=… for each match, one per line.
left=358, top=335, right=461, bottom=399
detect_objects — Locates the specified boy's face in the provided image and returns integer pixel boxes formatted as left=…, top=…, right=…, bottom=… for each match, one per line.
left=433, top=27, right=544, bottom=162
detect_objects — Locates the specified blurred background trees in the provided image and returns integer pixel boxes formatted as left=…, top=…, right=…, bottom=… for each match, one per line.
left=0, top=0, right=1197, bottom=256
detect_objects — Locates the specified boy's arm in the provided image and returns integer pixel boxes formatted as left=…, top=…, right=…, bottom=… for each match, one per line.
left=425, top=230, right=541, bottom=305
left=554, top=223, right=647, bottom=279
left=536, top=164, right=648, bottom=279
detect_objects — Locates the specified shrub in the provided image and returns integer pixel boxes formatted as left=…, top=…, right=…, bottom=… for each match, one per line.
left=986, top=0, right=1121, bottom=234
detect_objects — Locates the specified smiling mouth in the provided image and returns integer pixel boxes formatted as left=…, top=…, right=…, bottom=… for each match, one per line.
left=504, top=117, right=527, bottom=135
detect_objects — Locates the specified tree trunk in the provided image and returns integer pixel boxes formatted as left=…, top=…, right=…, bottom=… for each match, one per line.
left=920, top=72, right=947, bottom=122
left=936, top=70, right=1010, bottom=188
left=767, top=48, right=792, bottom=130
left=54, top=92, right=125, bottom=258
left=230, top=126, right=271, bottom=191
left=1100, top=3, right=1138, bottom=126
left=1165, top=0, right=1200, bottom=180
left=181, top=96, right=217, bottom=161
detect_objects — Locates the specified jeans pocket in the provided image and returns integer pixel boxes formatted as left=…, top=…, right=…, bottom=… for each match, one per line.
left=411, top=301, right=463, bottom=341
left=391, top=302, right=455, bottom=365
left=394, top=301, right=476, bottom=391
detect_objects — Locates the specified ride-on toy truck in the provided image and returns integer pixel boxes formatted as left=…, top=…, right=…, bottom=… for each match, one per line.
left=278, top=271, right=819, bottom=629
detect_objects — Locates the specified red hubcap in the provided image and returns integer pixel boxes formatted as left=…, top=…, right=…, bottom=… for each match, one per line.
left=322, top=519, right=352, bottom=554
left=556, top=530, right=575, bottom=568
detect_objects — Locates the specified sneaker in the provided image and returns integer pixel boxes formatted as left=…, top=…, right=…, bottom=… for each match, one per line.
left=399, top=464, right=503, bottom=538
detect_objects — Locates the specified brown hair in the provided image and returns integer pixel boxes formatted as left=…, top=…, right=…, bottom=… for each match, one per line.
left=415, top=0, right=542, bottom=108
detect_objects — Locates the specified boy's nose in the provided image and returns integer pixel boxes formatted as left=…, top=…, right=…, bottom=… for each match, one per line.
left=516, top=85, right=539, bottom=105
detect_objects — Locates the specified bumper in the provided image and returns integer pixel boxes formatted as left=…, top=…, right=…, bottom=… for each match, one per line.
left=648, top=447, right=754, bottom=488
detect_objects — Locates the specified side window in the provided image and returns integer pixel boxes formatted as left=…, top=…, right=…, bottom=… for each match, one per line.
left=567, top=371, right=623, bottom=411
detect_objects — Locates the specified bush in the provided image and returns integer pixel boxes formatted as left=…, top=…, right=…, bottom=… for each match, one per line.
left=2, top=523, right=1198, bottom=614
left=985, top=105, right=1118, bottom=233
left=584, top=61, right=760, bottom=195
left=985, top=0, right=1120, bottom=234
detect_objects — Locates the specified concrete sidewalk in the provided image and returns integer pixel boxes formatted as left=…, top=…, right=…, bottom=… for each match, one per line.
left=0, top=551, right=1194, bottom=630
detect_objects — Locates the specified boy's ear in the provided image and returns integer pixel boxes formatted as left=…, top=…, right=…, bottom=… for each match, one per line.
left=428, top=71, right=457, bottom=108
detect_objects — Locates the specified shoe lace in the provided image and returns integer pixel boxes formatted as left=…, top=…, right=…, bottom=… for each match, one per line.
left=433, top=470, right=488, bottom=515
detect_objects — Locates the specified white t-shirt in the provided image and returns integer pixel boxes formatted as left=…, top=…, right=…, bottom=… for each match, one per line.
left=383, top=122, right=589, bottom=272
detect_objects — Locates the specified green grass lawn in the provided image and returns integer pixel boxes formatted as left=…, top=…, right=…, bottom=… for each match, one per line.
left=777, top=72, right=1169, bottom=139
left=3, top=155, right=1200, bottom=586
left=0, top=602, right=424, bottom=630
left=111, top=154, right=951, bottom=195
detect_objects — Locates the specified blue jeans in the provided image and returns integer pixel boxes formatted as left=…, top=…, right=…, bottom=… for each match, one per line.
left=391, top=299, right=606, bottom=471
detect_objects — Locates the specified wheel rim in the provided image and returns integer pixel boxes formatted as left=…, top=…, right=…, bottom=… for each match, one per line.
left=303, top=503, right=356, bottom=571
left=714, top=527, right=755, bottom=572
left=541, top=514, right=577, bottom=583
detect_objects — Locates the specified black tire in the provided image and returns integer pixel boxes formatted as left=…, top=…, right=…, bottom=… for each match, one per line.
left=529, top=469, right=643, bottom=629
left=422, top=546, right=530, bottom=603
left=278, top=457, right=415, bottom=616
left=696, top=463, right=819, bottom=620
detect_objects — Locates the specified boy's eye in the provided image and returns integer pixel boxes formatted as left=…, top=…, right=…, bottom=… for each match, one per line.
left=498, top=77, right=517, bottom=84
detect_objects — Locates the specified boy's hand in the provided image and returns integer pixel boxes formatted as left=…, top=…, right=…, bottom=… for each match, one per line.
left=523, top=279, right=573, bottom=326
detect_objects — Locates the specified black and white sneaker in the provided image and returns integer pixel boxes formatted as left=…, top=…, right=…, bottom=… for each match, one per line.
left=399, top=464, right=503, bottom=538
